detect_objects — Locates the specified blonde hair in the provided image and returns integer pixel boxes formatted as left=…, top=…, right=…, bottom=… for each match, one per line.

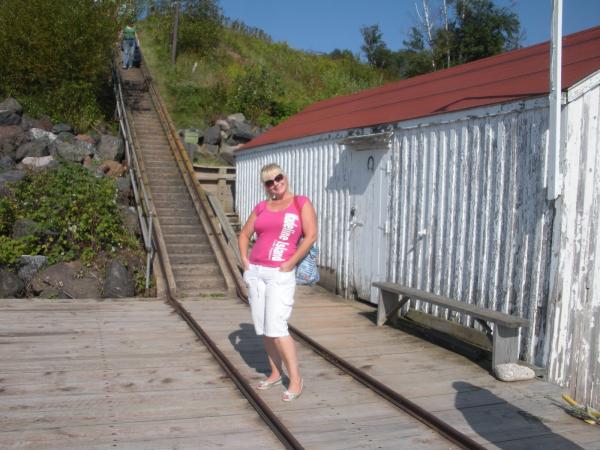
left=260, top=163, right=293, bottom=196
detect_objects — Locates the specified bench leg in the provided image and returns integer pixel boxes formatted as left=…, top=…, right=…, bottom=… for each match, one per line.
left=492, top=324, right=520, bottom=368
left=377, top=292, right=409, bottom=326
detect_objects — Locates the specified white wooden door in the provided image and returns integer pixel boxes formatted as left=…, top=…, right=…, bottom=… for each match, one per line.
left=349, top=148, right=391, bottom=303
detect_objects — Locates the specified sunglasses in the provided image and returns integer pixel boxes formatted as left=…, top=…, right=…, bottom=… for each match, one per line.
left=264, top=173, right=284, bottom=188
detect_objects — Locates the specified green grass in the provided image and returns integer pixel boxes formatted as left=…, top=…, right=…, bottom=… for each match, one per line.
left=138, top=19, right=395, bottom=130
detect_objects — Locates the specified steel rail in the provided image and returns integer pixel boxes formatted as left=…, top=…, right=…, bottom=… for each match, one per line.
left=135, top=54, right=484, bottom=450
left=129, top=60, right=303, bottom=450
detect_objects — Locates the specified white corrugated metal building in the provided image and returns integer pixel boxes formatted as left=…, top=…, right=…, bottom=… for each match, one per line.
left=235, top=28, right=600, bottom=407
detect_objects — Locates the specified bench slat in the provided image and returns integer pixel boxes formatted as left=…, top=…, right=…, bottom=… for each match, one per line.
left=372, top=282, right=528, bottom=328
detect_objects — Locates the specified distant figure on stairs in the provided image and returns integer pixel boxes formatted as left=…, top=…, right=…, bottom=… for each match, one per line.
left=121, top=22, right=136, bottom=69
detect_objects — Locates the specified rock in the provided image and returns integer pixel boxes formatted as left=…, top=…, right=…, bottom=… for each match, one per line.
left=0, top=97, right=23, bottom=115
left=96, top=134, right=124, bottom=161
left=97, top=160, right=127, bottom=177
left=31, top=261, right=102, bottom=298
left=19, top=155, right=57, bottom=171
left=494, top=363, right=536, bottom=382
left=103, top=260, right=135, bottom=298
left=0, top=268, right=25, bottom=298
left=119, top=205, right=141, bottom=237
left=116, top=175, right=132, bottom=204
left=0, top=125, right=25, bottom=159
left=203, top=125, right=221, bottom=145
left=201, top=143, right=219, bottom=156
left=227, top=113, right=246, bottom=123
left=11, top=219, right=41, bottom=239
left=21, top=116, right=52, bottom=132
left=0, top=170, right=26, bottom=196
left=49, top=139, right=93, bottom=162
left=57, top=131, right=76, bottom=143
left=28, top=128, right=57, bottom=142
left=76, top=134, right=96, bottom=145
left=15, top=137, right=50, bottom=161
left=38, top=288, right=70, bottom=299
left=18, top=255, right=48, bottom=284
left=215, top=119, right=230, bottom=131
left=228, top=120, right=256, bottom=143
left=0, top=110, right=21, bottom=126
left=219, top=143, right=239, bottom=165
left=51, top=123, right=73, bottom=134
left=0, top=155, right=16, bottom=172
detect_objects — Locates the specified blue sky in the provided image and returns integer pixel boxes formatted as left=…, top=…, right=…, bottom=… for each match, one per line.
left=218, top=0, right=600, bottom=56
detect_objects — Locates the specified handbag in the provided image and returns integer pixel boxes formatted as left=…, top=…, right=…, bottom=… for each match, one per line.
left=293, top=196, right=320, bottom=285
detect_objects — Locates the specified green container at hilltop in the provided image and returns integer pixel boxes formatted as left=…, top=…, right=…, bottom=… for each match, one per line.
left=184, top=129, right=199, bottom=144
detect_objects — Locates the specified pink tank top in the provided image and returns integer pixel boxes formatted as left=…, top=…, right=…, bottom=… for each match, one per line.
left=249, top=195, right=309, bottom=267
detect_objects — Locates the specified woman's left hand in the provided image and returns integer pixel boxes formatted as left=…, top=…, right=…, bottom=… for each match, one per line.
left=279, top=261, right=295, bottom=272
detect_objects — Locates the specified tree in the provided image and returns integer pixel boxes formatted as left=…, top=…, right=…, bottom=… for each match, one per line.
left=406, top=0, right=522, bottom=76
left=360, top=25, right=390, bottom=69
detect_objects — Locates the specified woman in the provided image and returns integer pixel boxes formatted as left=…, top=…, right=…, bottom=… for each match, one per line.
left=238, top=163, right=317, bottom=402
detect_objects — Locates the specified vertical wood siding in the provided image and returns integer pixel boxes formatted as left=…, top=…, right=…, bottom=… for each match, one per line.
left=235, top=84, right=600, bottom=407
left=546, top=83, right=600, bottom=407
left=388, top=108, right=555, bottom=370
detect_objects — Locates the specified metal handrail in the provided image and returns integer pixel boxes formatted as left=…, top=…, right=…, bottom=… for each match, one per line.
left=112, top=61, right=155, bottom=289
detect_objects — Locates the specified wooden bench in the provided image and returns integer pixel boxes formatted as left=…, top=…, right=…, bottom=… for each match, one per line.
left=372, top=282, right=529, bottom=371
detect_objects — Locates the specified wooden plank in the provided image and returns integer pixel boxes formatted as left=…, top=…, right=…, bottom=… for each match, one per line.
left=206, top=190, right=242, bottom=266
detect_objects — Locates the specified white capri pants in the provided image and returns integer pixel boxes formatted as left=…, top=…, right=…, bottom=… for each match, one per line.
left=243, top=263, right=296, bottom=337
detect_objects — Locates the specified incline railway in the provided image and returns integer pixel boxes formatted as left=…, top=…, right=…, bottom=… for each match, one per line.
left=115, top=48, right=490, bottom=450
left=0, top=46, right=594, bottom=450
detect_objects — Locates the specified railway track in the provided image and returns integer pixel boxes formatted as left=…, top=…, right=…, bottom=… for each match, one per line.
left=117, top=55, right=486, bottom=449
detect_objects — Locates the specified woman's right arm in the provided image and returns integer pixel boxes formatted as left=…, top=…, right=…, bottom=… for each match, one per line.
left=238, top=211, right=257, bottom=271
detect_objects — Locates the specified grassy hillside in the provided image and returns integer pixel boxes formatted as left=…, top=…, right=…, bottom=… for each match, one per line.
left=138, top=17, right=396, bottom=130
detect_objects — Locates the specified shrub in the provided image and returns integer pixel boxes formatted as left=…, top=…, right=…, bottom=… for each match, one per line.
left=2, top=162, right=138, bottom=265
left=0, top=0, right=120, bottom=129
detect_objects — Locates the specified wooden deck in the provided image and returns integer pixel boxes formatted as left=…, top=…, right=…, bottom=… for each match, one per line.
left=185, top=286, right=599, bottom=450
left=1, top=291, right=598, bottom=449
left=0, top=299, right=281, bottom=450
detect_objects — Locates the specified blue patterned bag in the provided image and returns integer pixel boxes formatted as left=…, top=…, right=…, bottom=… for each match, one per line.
left=293, top=196, right=319, bottom=285
left=296, top=244, right=319, bottom=285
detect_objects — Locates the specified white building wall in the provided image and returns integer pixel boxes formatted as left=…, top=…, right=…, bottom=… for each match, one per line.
left=546, top=78, right=600, bottom=407
left=235, top=78, right=600, bottom=406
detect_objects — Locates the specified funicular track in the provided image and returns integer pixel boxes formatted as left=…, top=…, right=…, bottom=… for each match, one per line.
left=117, top=57, right=486, bottom=449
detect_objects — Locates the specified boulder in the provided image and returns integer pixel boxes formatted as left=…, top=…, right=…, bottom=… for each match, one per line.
left=96, top=134, right=124, bottom=161
left=97, top=160, right=127, bottom=177
left=0, top=110, right=21, bottom=126
left=76, top=134, right=96, bottom=145
left=15, top=137, right=50, bottom=161
left=57, top=131, right=76, bottom=143
left=227, top=113, right=246, bottom=123
left=28, top=128, right=57, bottom=142
left=0, top=97, right=23, bottom=115
left=50, top=139, right=93, bottom=162
left=219, top=143, right=239, bottom=165
left=11, top=219, right=41, bottom=239
left=0, top=125, right=25, bottom=159
left=18, top=255, right=48, bottom=284
left=203, top=125, right=221, bottom=145
left=31, top=261, right=102, bottom=298
left=228, top=120, right=256, bottom=143
left=119, top=205, right=141, bottom=237
left=103, top=260, right=135, bottom=298
left=19, top=155, right=58, bottom=172
left=0, top=268, right=24, bottom=298
left=201, top=143, right=219, bottom=156
left=21, top=116, right=52, bottom=132
left=0, top=170, right=26, bottom=196
left=494, top=363, right=536, bottom=382
left=116, top=175, right=132, bottom=204
left=215, top=119, right=230, bottom=131
left=0, top=155, right=16, bottom=172
left=51, top=123, right=73, bottom=134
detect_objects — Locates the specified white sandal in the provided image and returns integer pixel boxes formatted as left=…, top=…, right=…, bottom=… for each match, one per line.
left=256, top=377, right=282, bottom=390
left=282, top=379, right=303, bottom=402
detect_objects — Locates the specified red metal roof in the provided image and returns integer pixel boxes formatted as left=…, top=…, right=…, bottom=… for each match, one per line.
left=241, top=26, right=600, bottom=151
